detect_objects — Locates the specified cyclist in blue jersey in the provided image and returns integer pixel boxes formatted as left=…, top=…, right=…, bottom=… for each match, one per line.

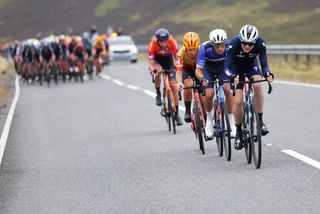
left=224, top=24, right=274, bottom=150
left=195, top=29, right=235, bottom=139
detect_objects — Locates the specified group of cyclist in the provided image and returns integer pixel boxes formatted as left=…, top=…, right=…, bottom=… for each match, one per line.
left=9, top=26, right=109, bottom=85
left=148, top=24, right=274, bottom=150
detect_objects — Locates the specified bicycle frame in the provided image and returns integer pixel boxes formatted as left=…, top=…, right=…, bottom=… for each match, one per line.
left=161, top=70, right=177, bottom=113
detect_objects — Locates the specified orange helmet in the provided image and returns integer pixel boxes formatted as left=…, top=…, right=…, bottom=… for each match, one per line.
left=183, top=32, right=200, bottom=49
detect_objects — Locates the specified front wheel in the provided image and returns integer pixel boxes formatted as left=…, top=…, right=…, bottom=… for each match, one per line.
left=221, top=102, right=231, bottom=161
left=194, top=100, right=205, bottom=154
left=167, top=92, right=176, bottom=134
left=243, top=103, right=252, bottom=164
left=250, top=103, right=262, bottom=169
left=214, top=104, right=223, bottom=156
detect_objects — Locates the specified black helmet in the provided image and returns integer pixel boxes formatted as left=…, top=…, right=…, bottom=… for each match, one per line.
left=155, top=28, right=169, bottom=42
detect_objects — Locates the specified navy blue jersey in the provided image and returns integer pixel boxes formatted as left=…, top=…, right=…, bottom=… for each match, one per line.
left=224, top=35, right=270, bottom=76
left=196, top=41, right=226, bottom=69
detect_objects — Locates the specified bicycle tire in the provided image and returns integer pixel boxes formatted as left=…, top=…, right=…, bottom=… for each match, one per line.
left=162, top=91, right=171, bottom=132
left=221, top=101, right=231, bottom=161
left=243, top=103, right=252, bottom=164
left=46, top=67, right=50, bottom=88
left=168, top=92, right=176, bottom=134
left=214, top=104, right=223, bottom=156
left=195, top=100, right=205, bottom=154
left=250, top=103, right=262, bottom=169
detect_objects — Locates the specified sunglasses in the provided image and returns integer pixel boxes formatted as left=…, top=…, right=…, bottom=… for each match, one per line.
left=241, top=42, right=255, bottom=47
left=212, top=43, right=226, bottom=49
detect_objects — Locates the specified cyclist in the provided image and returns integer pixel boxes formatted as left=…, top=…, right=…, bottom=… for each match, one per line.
left=195, top=29, right=236, bottom=139
left=71, top=40, right=88, bottom=80
left=92, top=36, right=107, bottom=76
left=176, top=32, right=201, bottom=123
left=224, top=24, right=274, bottom=150
left=148, top=28, right=182, bottom=126
left=39, top=41, right=55, bottom=78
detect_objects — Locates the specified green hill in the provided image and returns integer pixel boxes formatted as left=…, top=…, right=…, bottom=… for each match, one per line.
left=0, top=0, right=319, bottom=44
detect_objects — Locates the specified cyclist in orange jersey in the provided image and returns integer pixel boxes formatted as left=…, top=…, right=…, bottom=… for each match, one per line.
left=176, top=32, right=201, bottom=123
left=148, top=28, right=182, bottom=126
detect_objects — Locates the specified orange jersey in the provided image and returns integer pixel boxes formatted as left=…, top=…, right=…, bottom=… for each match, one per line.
left=176, top=47, right=198, bottom=72
left=148, top=37, right=178, bottom=60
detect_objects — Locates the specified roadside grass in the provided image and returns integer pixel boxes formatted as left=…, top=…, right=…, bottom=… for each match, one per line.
left=0, top=57, right=14, bottom=103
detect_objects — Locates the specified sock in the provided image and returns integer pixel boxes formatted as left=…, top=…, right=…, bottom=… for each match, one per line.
left=236, top=124, right=242, bottom=132
left=258, top=112, right=263, bottom=126
left=175, top=105, right=179, bottom=115
left=228, top=113, right=234, bottom=124
left=185, top=101, right=191, bottom=113
left=156, top=87, right=161, bottom=96
left=206, top=112, right=212, bottom=121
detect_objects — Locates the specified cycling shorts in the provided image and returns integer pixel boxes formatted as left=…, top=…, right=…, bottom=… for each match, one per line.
left=229, top=60, right=262, bottom=90
left=154, top=55, right=176, bottom=81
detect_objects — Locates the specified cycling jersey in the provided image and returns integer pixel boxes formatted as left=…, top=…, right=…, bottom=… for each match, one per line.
left=148, top=37, right=178, bottom=60
left=224, top=35, right=270, bottom=77
left=196, top=41, right=226, bottom=69
left=196, top=41, right=227, bottom=87
left=93, top=40, right=105, bottom=50
left=73, top=44, right=86, bottom=61
left=176, top=47, right=198, bottom=72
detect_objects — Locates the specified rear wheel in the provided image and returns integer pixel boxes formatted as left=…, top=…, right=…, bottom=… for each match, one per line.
left=221, top=102, right=231, bottom=161
left=194, top=100, right=205, bottom=154
left=250, top=104, right=262, bottom=169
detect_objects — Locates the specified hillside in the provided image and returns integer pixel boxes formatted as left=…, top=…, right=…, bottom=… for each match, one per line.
left=0, top=0, right=320, bottom=44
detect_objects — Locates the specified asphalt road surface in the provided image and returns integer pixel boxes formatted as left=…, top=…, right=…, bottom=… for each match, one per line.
left=1, top=62, right=319, bottom=214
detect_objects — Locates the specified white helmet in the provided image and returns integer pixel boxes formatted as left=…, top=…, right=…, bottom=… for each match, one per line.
left=240, top=24, right=259, bottom=43
left=209, top=29, right=227, bottom=44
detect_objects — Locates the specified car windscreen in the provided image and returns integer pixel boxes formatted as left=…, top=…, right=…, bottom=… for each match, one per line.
left=109, top=38, right=134, bottom=46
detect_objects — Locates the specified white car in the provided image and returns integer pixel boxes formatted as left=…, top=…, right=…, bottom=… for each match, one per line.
left=108, top=36, right=138, bottom=63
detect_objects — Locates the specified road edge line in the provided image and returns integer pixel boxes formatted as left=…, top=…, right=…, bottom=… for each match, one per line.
left=281, top=149, right=320, bottom=170
left=0, top=75, right=20, bottom=165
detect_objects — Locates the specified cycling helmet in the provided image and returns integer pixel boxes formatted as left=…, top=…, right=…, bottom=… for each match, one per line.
left=209, top=29, right=227, bottom=44
left=183, top=32, right=200, bottom=49
left=155, top=28, right=170, bottom=42
left=239, top=24, right=259, bottom=43
left=82, top=32, right=90, bottom=40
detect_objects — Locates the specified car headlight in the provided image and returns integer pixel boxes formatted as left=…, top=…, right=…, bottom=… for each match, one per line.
left=131, top=46, right=138, bottom=54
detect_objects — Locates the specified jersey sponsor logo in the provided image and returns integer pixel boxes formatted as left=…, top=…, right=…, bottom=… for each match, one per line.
left=262, top=42, right=266, bottom=47
left=237, top=51, right=245, bottom=57
left=249, top=53, right=257, bottom=57
left=253, top=66, right=258, bottom=71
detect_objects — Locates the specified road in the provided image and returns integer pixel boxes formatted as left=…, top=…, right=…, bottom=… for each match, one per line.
left=0, top=62, right=319, bottom=214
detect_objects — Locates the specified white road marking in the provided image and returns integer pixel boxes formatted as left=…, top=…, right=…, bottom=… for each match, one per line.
left=126, top=84, right=141, bottom=90
left=100, top=74, right=112, bottom=80
left=275, top=80, right=320, bottom=89
left=112, top=79, right=125, bottom=86
left=143, top=89, right=156, bottom=98
left=282, top=149, right=320, bottom=170
left=0, top=76, right=20, bottom=165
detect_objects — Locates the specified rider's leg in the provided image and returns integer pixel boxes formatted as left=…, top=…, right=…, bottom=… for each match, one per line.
left=223, top=82, right=236, bottom=136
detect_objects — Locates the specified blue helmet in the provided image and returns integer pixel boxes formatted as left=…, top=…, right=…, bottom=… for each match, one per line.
left=155, top=28, right=169, bottom=42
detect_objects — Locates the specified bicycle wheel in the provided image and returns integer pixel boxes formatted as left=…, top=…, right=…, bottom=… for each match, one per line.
left=214, top=104, right=223, bottom=156
left=243, top=103, right=252, bottom=164
left=250, top=103, right=262, bottom=169
left=194, top=100, right=205, bottom=154
left=221, top=101, right=231, bottom=161
left=162, top=93, right=171, bottom=132
left=167, top=92, right=176, bottom=134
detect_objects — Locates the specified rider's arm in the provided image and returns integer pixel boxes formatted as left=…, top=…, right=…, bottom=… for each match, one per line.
left=195, top=44, right=206, bottom=80
left=223, top=43, right=236, bottom=78
left=258, top=39, right=270, bottom=75
left=148, top=41, right=158, bottom=72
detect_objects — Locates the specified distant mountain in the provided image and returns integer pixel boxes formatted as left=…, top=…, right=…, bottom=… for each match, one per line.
left=0, top=0, right=319, bottom=44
